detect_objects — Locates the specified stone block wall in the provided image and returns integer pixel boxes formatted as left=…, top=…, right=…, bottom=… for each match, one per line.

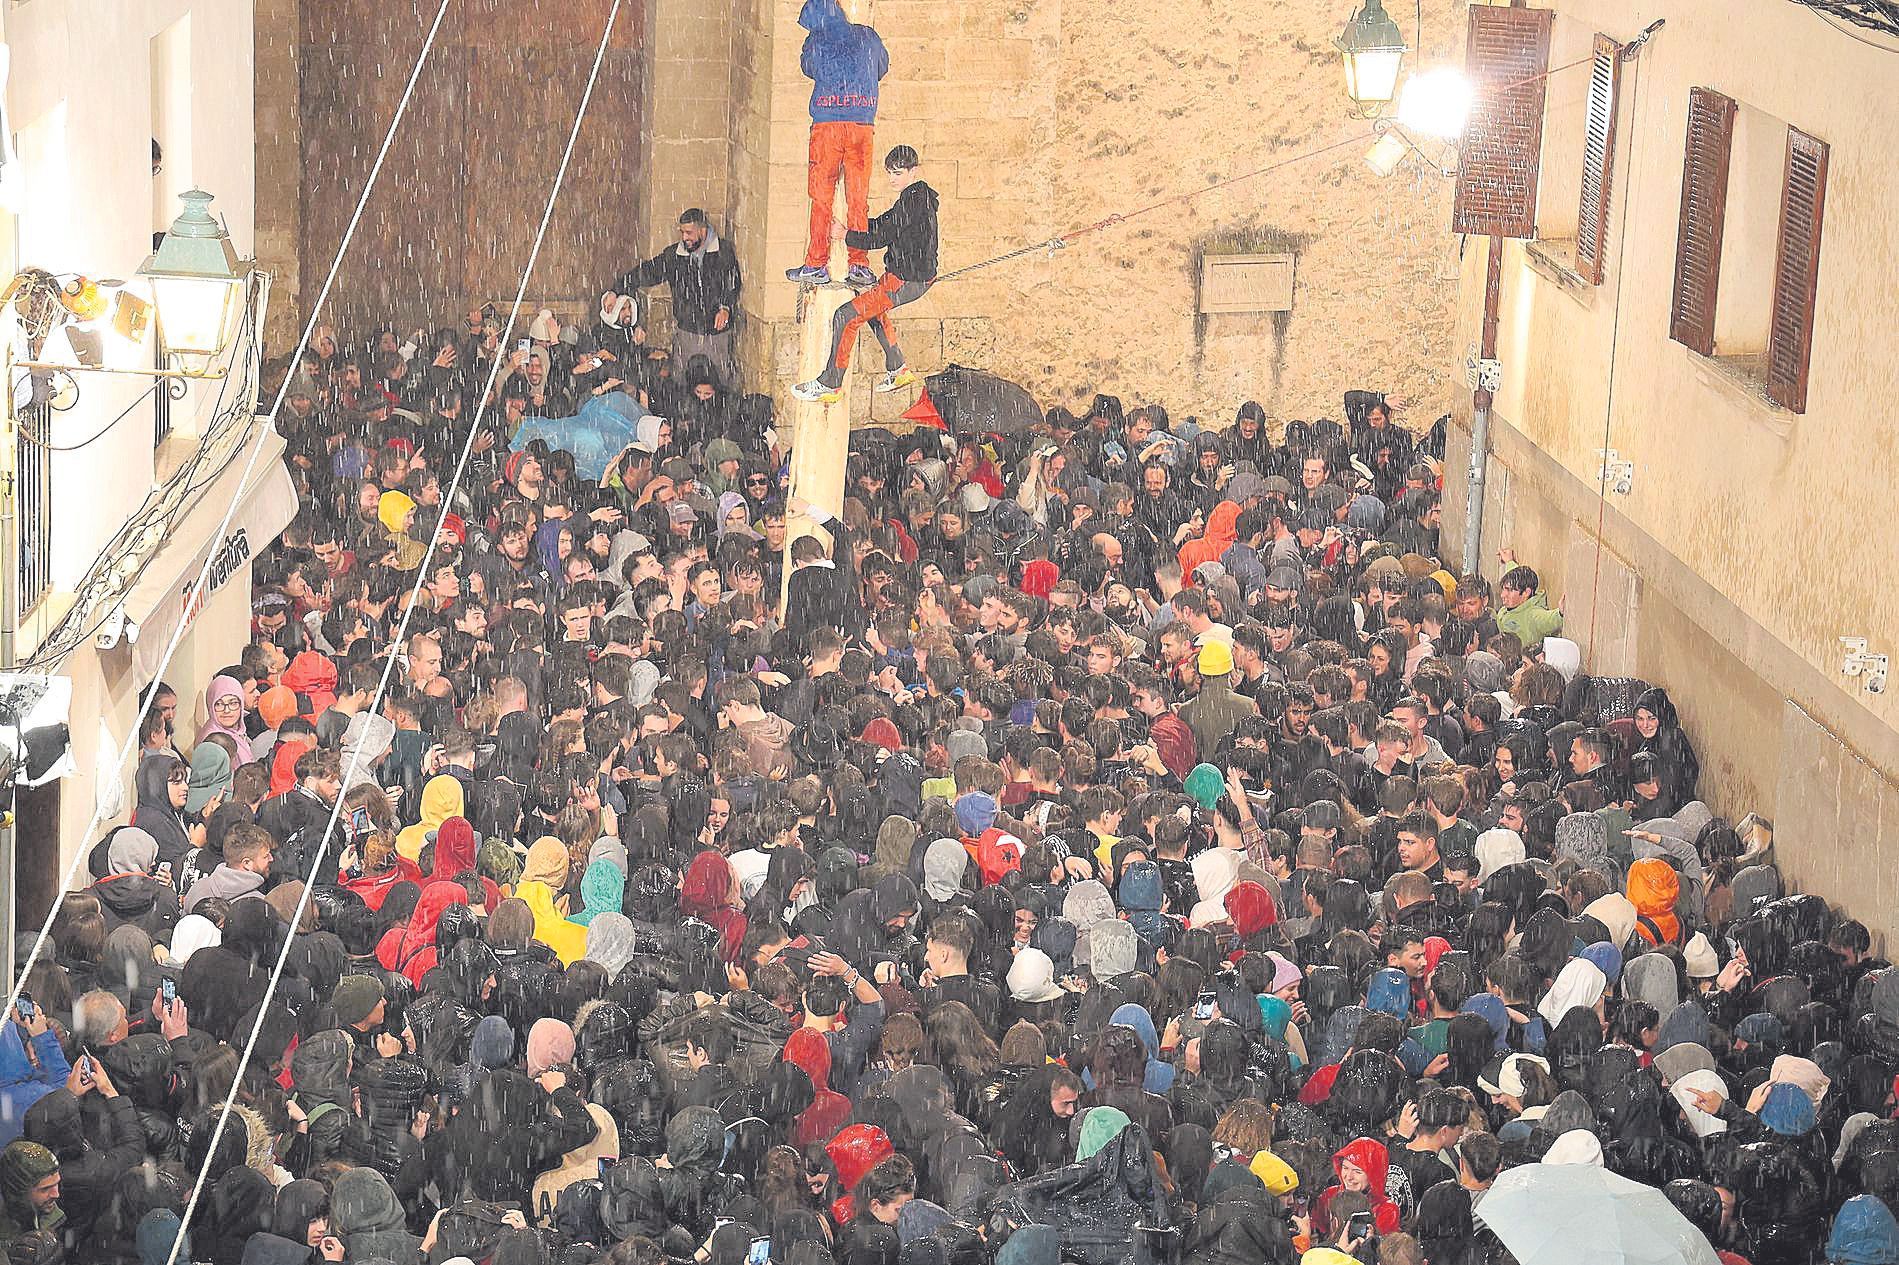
left=696, top=0, right=1466, bottom=431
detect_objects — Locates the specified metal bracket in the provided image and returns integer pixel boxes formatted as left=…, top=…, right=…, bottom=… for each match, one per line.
left=1464, top=347, right=1503, bottom=391
left=1597, top=448, right=1635, bottom=495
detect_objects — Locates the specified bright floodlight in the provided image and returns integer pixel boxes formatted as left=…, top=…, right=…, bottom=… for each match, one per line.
left=1398, top=68, right=1474, bottom=138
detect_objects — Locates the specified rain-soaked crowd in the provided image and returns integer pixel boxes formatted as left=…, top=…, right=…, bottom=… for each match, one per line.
left=5, top=286, right=1897, bottom=1265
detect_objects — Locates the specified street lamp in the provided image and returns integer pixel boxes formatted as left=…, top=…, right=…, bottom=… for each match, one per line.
left=1336, top=0, right=1409, bottom=114
left=138, top=189, right=249, bottom=374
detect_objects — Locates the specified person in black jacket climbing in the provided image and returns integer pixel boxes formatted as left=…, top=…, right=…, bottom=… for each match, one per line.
left=794, top=145, right=938, bottom=403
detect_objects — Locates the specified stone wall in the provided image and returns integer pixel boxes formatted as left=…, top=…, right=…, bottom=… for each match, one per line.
left=696, top=0, right=1466, bottom=429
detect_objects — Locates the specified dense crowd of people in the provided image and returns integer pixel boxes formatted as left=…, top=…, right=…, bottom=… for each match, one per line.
left=5, top=276, right=1896, bottom=1265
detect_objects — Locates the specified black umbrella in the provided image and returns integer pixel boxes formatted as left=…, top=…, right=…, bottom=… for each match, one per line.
left=910, top=364, right=1041, bottom=436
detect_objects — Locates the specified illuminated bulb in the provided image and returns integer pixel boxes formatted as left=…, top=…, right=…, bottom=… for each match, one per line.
left=1398, top=68, right=1473, bottom=139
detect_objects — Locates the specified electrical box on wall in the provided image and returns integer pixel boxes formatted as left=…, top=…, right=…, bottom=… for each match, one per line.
left=1199, top=253, right=1295, bottom=314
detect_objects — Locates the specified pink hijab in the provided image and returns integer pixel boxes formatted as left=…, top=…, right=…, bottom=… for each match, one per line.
left=197, top=675, right=255, bottom=764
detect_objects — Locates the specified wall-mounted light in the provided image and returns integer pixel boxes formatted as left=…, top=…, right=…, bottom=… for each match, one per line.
left=137, top=189, right=249, bottom=374
left=1336, top=0, right=1409, bottom=114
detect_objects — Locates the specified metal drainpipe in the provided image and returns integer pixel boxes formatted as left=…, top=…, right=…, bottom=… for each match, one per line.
left=1463, top=232, right=1505, bottom=569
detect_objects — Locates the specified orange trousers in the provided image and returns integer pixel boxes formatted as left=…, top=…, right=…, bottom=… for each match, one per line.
left=805, top=121, right=874, bottom=269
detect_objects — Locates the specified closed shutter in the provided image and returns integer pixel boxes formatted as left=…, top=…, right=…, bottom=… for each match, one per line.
left=1668, top=88, right=1736, bottom=356
left=1765, top=127, right=1829, bottom=413
left=1572, top=34, right=1623, bottom=285
left=1452, top=5, right=1555, bottom=238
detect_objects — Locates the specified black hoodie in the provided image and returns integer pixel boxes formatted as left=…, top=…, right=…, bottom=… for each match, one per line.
left=847, top=181, right=939, bottom=282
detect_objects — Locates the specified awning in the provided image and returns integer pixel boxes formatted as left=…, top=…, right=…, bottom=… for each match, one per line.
left=127, top=425, right=297, bottom=681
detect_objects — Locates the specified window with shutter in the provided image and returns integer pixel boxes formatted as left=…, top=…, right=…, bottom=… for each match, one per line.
left=1668, top=88, right=1736, bottom=356
left=1765, top=128, right=1828, bottom=413
left=1453, top=6, right=1555, bottom=239
left=1572, top=34, right=1623, bottom=285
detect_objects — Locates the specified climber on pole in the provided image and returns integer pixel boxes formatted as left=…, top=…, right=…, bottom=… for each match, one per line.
left=792, top=145, right=939, bottom=404
left=785, top=0, right=888, bottom=289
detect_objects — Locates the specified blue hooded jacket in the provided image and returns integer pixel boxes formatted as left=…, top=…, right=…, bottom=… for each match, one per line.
left=0, top=1021, right=72, bottom=1148
left=1117, top=862, right=1170, bottom=946
left=1829, top=1195, right=1899, bottom=1265
left=799, top=0, right=888, bottom=124
left=1106, top=1002, right=1175, bottom=1094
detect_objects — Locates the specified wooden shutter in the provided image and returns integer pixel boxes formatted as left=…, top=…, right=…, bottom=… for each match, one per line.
left=1668, top=88, right=1736, bottom=356
left=1452, top=5, right=1554, bottom=238
left=1572, top=34, right=1623, bottom=284
left=1765, top=128, right=1829, bottom=413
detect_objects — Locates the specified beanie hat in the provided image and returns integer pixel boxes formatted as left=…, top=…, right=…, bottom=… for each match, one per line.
left=1682, top=932, right=1720, bottom=979
left=1197, top=640, right=1234, bottom=678
left=331, top=974, right=386, bottom=1028
left=955, top=791, right=999, bottom=837
left=1184, top=763, right=1225, bottom=810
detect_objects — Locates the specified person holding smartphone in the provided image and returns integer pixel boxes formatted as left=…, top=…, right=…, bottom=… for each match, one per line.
left=1, top=1001, right=71, bottom=1149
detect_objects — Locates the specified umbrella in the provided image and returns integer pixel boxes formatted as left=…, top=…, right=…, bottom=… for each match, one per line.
left=509, top=391, right=649, bottom=478
left=910, top=364, right=1040, bottom=436
left=1475, top=1164, right=1719, bottom=1265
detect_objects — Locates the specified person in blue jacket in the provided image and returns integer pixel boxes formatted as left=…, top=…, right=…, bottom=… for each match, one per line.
left=0, top=1005, right=70, bottom=1150
left=786, top=0, right=889, bottom=289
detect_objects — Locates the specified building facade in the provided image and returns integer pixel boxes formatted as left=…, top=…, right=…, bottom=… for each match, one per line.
left=3, top=0, right=276, bottom=925
left=1441, top=0, right=1899, bottom=935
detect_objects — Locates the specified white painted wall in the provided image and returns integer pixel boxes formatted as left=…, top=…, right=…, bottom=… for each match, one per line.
left=2, top=0, right=255, bottom=603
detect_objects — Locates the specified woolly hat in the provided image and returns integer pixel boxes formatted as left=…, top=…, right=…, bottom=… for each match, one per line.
left=1266, top=952, right=1303, bottom=994
left=331, top=974, right=386, bottom=1028
left=1184, top=763, right=1225, bottom=810
left=1682, top=932, right=1720, bottom=979
left=1197, top=640, right=1234, bottom=678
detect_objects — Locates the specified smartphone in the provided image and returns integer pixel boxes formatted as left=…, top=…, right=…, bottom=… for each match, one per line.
left=78, top=1054, right=94, bottom=1081
left=15, top=996, right=34, bottom=1022
left=1193, top=991, right=1217, bottom=1021
left=1347, top=1211, right=1374, bottom=1241
left=747, top=1237, right=771, bottom=1265
left=161, top=977, right=177, bottom=1011
left=598, top=1157, right=614, bottom=1179
left=516, top=338, right=532, bottom=355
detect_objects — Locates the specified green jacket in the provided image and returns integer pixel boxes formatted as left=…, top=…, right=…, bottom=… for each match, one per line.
left=1496, top=590, right=1563, bottom=651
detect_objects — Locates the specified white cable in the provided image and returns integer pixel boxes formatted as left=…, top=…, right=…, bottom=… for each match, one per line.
left=3, top=0, right=461, bottom=1043
left=163, top=4, right=624, bottom=1260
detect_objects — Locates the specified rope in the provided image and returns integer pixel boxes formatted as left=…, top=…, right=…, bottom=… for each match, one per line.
left=933, top=49, right=1605, bottom=285
left=1, top=0, right=459, bottom=1053
left=162, top=6, right=624, bottom=1261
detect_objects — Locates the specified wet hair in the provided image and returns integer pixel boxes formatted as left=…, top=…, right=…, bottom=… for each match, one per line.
left=885, top=144, right=920, bottom=172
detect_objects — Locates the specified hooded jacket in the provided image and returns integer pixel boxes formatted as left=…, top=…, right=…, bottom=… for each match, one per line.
left=518, top=880, right=589, bottom=966
left=1178, top=502, right=1242, bottom=583
left=1829, top=1195, right=1899, bottom=1265
left=798, top=0, right=888, bottom=124
left=23, top=1087, right=143, bottom=1244
left=1315, top=1137, right=1402, bottom=1238
left=330, top=1167, right=419, bottom=1263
